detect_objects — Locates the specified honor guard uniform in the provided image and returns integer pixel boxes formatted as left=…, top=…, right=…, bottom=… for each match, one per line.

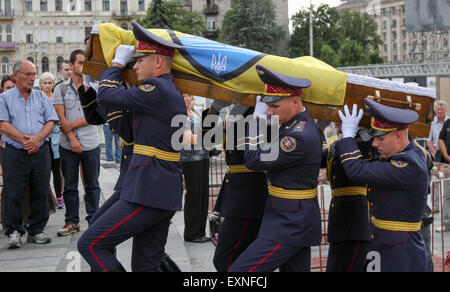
left=229, top=66, right=322, bottom=272
left=325, top=132, right=375, bottom=272
left=78, top=84, right=134, bottom=223
left=336, top=98, right=431, bottom=272
left=78, top=84, right=181, bottom=272
left=77, top=21, right=186, bottom=272
left=212, top=104, right=269, bottom=272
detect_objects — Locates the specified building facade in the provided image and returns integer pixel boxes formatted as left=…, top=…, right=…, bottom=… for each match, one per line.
left=338, top=0, right=449, bottom=64
left=1, top=0, right=289, bottom=81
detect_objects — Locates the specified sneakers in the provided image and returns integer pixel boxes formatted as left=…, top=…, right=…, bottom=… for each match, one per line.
left=8, top=231, right=22, bottom=249
left=57, top=223, right=81, bottom=236
left=27, top=233, right=51, bottom=244
left=56, top=198, right=65, bottom=209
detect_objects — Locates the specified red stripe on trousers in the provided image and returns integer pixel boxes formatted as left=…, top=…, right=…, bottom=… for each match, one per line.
left=89, top=205, right=145, bottom=271
left=248, top=243, right=282, bottom=272
left=227, top=219, right=250, bottom=271
left=347, top=242, right=360, bottom=272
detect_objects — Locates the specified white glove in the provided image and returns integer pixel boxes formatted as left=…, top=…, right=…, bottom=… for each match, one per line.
left=112, top=45, right=135, bottom=67
left=338, top=104, right=364, bottom=139
left=253, top=95, right=268, bottom=118
left=82, top=74, right=95, bottom=88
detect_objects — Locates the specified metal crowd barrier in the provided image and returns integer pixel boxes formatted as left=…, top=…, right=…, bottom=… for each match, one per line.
left=207, top=156, right=450, bottom=272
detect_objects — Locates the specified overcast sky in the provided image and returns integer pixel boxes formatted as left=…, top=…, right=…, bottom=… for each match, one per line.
left=288, top=0, right=341, bottom=16
left=288, top=0, right=342, bottom=32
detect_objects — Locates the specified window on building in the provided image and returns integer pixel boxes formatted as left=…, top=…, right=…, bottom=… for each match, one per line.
left=121, top=23, right=128, bottom=30
left=392, top=20, right=397, bottom=28
left=206, top=16, right=216, bottom=31
left=6, top=24, right=11, bottom=42
left=56, top=29, right=64, bottom=43
left=392, top=31, right=397, bottom=40
left=120, top=0, right=128, bottom=16
left=70, top=0, right=76, bottom=11
left=27, top=57, right=34, bottom=64
left=57, top=56, right=64, bottom=72
left=25, top=0, right=33, bottom=11
left=383, top=21, right=387, bottom=29
left=5, top=0, right=12, bottom=16
left=139, top=0, right=145, bottom=11
left=85, top=27, right=92, bottom=39
left=41, top=28, right=49, bottom=42
left=55, top=0, right=62, bottom=11
left=2, top=57, right=9, bottom=74
left=26, top=29, right=33, bottom=43
left=103, top=0, right=110, bottom=11
left=0, top=25, right=2, bottom=42
left=70, top=28, right=78, bottom=43
left=85, top=0, right=92, bottom=11
left=41, top=0, right=48, bottom=11
left=42, top=57, right=49, bottom=73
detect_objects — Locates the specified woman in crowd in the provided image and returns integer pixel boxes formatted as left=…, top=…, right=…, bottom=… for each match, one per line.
left=40, top=72, right=64, bottom=209
left=0, top=74, right=16, bottom=228
left=180, top=94, right=211, bottom=243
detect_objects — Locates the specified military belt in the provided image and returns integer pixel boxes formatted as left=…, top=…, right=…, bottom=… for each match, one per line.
left=226, top=165, right=263, bottom=174
left=123, top=141, right=135, bottom=147
left=269, top=185, right=317, bottom=200
left=371, top=216, right=421, bottom=232
left=133, top=144, right=180, bottom=162
left=331, top=186, right=367, bottom=198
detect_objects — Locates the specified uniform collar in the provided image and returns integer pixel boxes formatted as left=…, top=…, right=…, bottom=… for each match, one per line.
left=282, top=108, right=309, bottom=128
left=142, top=73, right=174, bottom=84
left=158, top=73, right=173, bottom=80
left=390, top=141, right=414, bottom=159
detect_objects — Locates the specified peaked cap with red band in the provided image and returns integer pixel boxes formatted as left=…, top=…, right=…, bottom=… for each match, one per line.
left=364, top=98, right=419, bottom=137
left=132, top=21, right=184, bottom=58
left=256, top=65, right=311, bottom=103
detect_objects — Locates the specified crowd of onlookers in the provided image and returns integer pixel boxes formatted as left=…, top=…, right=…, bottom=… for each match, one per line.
left=0, top=48, right=212, bottom=251
left=0, top=50, right=104, bottom=249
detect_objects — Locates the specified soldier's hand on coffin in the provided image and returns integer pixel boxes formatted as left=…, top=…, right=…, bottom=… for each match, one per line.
left=112, top=45, right=136, bottom=67
left=82, top=73, right=95, bottom=88
left=253, top=95, right=268, bottom=118
left=338, top=104, right=364, bottom=139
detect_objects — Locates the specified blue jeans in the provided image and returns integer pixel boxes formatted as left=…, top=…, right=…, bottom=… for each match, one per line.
left=3, top=143, right=51, bottom=236
left=60, top=146, right=101, bottom=224
left=103, top=125, right=122, bottom=163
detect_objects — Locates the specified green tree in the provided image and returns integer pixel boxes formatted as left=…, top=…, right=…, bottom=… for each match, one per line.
left=289, top=4, right=384, bottom=66
left=339, top=9, right=383, bottom=51
left=137, top=0, right=205, bottom=36
left=220, top=0, right=286, bottom=55
left=338, top=40, right=369, bottom=67
left=289, top=4, right=342, bottom=58
left=320, top=44, right=339, bottom=67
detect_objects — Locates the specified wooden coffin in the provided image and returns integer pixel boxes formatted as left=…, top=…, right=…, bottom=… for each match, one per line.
left=83, top=33, right=435, bottom=138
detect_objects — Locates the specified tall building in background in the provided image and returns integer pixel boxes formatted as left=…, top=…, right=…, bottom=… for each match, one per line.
left=1, top=0, right=148, bottom=79
left=338, top=0, right=449, bottom=64
left=188, top=0, right=289, bottom=46
left=0, top=0, right=289, bottom=80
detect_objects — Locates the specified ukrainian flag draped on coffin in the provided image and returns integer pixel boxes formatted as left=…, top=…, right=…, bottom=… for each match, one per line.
left=97, top=23, right=348, bottom=106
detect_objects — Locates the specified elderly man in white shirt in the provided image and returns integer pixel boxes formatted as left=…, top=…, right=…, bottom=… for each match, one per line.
left=427, top=101, right=449, bottom=158
left=427, top=101, right=449, bottom=215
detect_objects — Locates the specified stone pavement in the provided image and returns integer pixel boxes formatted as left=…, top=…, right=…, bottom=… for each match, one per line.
left=0, top=161, right=216, bottom=272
